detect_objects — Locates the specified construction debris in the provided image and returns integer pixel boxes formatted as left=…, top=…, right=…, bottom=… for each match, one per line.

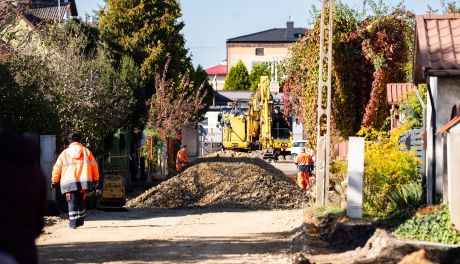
left=128, top=156, right=308, bottom=209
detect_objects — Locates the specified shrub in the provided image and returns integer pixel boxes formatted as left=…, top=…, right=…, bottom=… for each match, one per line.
left=330, top=159, right=348, bottom=187
left=394, top=205, right=460, bottom=244
left=224, top=60, right=250, bottom=90
left=387, top=181, right=424, bottom=220
left=358, top=126, right=421, bottom=219
left=249, top=63, right=269, bottom=91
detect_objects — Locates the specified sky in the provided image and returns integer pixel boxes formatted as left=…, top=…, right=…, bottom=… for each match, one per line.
left=76, top=0, right=444, bottom=69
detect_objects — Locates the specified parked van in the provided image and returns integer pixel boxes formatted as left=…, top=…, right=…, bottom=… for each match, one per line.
left=290, top=140, right=313, bottom=157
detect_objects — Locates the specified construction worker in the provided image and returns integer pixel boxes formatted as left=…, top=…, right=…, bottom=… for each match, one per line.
left=176, top=144, right=189, bottom=171
left=52, top=132, right=99, bottom=229
left=294, top=147, right=313, bottom=190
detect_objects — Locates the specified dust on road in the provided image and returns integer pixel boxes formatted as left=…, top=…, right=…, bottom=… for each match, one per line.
left=38, top=208, right=303, bottom=263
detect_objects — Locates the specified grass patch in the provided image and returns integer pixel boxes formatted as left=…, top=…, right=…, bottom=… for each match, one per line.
left=306, top=203, right=346, bottom=218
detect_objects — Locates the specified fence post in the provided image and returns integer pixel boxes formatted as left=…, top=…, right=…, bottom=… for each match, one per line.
left=347, top=137, right=364, bottom=218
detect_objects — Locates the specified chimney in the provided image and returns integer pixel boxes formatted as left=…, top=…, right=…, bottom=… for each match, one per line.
left=286, top=17, right=294, bottom=38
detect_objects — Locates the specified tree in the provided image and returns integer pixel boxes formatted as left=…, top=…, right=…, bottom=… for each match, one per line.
left=98, top=0, right=208, bottom=131
left=283, top=2, right=415, bottom=148
left=148, top=59, right=209, bottom=171
left=99, top=0, right=190, bottom=86
left=360, top=10, right=414, bottom=129
left=224, top=60, right=250, bottom=90
left=0, top=56, right=58, bottom=134
left=1, top=20, right=138, bottom=154
left=249, top=63, right=269, bottom=90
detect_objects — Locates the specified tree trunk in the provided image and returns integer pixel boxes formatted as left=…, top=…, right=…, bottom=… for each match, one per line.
left=166, top=137, right=178, bottom=174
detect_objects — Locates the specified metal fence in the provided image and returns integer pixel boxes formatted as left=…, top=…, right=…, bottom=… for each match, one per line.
left=399, top=128, right=425, bottom=175
left=399, top=128, right=424, bottom=160
left=198, top=142, right=222, bottom=157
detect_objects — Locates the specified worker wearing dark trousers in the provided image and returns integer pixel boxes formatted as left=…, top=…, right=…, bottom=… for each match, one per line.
left=294, top=147, right=313, bottom=190
left=67, top=191, right=87, bottom=228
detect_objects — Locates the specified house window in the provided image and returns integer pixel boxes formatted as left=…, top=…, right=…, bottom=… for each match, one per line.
left=255, top=48, right=264, bottom=56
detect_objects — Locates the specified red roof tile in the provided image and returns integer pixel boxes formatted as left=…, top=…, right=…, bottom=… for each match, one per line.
left=386, top=83, right=417, bottom=105
left=414, top=14, right=460, bottom=83
left=206, top=64, right=227, bottom=76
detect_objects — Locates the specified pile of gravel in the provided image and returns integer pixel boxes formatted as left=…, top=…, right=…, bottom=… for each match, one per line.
left=44, top=215, right=66, bottom=227
left=127, top=156, right=308, bottom=209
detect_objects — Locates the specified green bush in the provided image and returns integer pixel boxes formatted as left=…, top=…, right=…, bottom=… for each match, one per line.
left=387, top=181, right=424, bottom=220
left=330, top=159, right=348, bottom=187
left=358, top=127, right=421, bottom=219
left=224, top=60, right=250, bottom=90
left=399, top=85, right=427, bottom=129
left=394, top=205, right=460, bottom=244
left=249, top=63, right=269, bottom=91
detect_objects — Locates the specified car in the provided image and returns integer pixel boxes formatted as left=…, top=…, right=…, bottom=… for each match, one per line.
left=289, top=140, right=313, bottom=157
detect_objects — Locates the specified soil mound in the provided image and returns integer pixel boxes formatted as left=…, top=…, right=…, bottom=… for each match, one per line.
left=128, top=156, right=308, bottom=209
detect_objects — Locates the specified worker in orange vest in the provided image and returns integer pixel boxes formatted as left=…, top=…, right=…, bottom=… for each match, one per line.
left=51, top=133, right=99, bottom=229
left=294, top=147, right=313, bottom=190
left=176, top=144, right=190, bottom=171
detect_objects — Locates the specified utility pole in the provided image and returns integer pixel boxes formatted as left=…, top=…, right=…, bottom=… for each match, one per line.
left=315, top=0, right=334, bottom=206
left=57, top=0, right=61, bottom=25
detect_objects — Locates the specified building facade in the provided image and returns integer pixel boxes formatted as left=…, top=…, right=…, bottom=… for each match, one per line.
left=226, top=21, right=306, bottom=72
left=205, top=62, right=227, bottom=91
left=414, top=14, right=460, bottom=229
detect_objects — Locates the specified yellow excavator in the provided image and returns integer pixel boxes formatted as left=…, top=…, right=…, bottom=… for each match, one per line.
left=220, top=76, right=292, bottom=160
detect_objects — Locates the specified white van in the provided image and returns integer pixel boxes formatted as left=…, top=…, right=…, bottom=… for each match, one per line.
left=290, top=140, right=313, bottom=157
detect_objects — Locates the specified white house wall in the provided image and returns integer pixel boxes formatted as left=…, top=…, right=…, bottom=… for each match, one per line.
left=427, top=76, right=460, bottom=200
left=209, top=75, right=226, bottom=91
left=447, top=124, right=460, bottom=230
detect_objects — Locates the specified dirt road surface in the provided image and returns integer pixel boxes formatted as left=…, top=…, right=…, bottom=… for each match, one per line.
left=38, top=208, right=303, bottom=263
left=271, top=161, right=298, bottom=178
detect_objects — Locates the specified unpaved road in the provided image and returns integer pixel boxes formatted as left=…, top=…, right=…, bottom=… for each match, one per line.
left=38, top=208, right=303, bottom=263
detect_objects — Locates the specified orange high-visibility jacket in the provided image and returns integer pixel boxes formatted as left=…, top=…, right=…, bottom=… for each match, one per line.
left=294, top=152, right=313, bottom=172
left=52, top=142, right=99, bottom=193
left=176, top=149, right=189, bottom=168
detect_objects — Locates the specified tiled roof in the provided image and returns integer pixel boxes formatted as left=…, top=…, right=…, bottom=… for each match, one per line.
left=24, top=0, right=78, bottom=26
left=214, top=90, right=254, bottom=105
left=227, top=22, right=307, bottom=43
left=414, top=14, right=460, bottom=83
left=206, top=64, right=227, bottom=76
left=386, top=83, right=417, bottom=105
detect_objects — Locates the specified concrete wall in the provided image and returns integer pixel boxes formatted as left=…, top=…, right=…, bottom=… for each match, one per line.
left=292, top=117, right=305, bottom=141
left=227, top=43, right=290, bottom=72
left=181, top=127, right=198, bottom=157
left=447, top=124, right=460, bottom=230
left=40, top=135, right=56, bottom=200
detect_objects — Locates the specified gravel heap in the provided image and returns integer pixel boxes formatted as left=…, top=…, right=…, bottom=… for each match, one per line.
left=128, top=156, right=308, bottom=209
left=44, top=215, right=66, bottom=227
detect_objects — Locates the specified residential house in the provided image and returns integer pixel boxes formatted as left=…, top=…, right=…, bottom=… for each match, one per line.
left=25, top=0, right=78, bottom=26
left=413, top=14, right=460, bottom=229
left=386, top=83, right=417, bottom=129
left=205, top=61, right=227, bottom=91
left=226, top=20, right=307, bottom=72
left=0, top=0, right=78, bottom=53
